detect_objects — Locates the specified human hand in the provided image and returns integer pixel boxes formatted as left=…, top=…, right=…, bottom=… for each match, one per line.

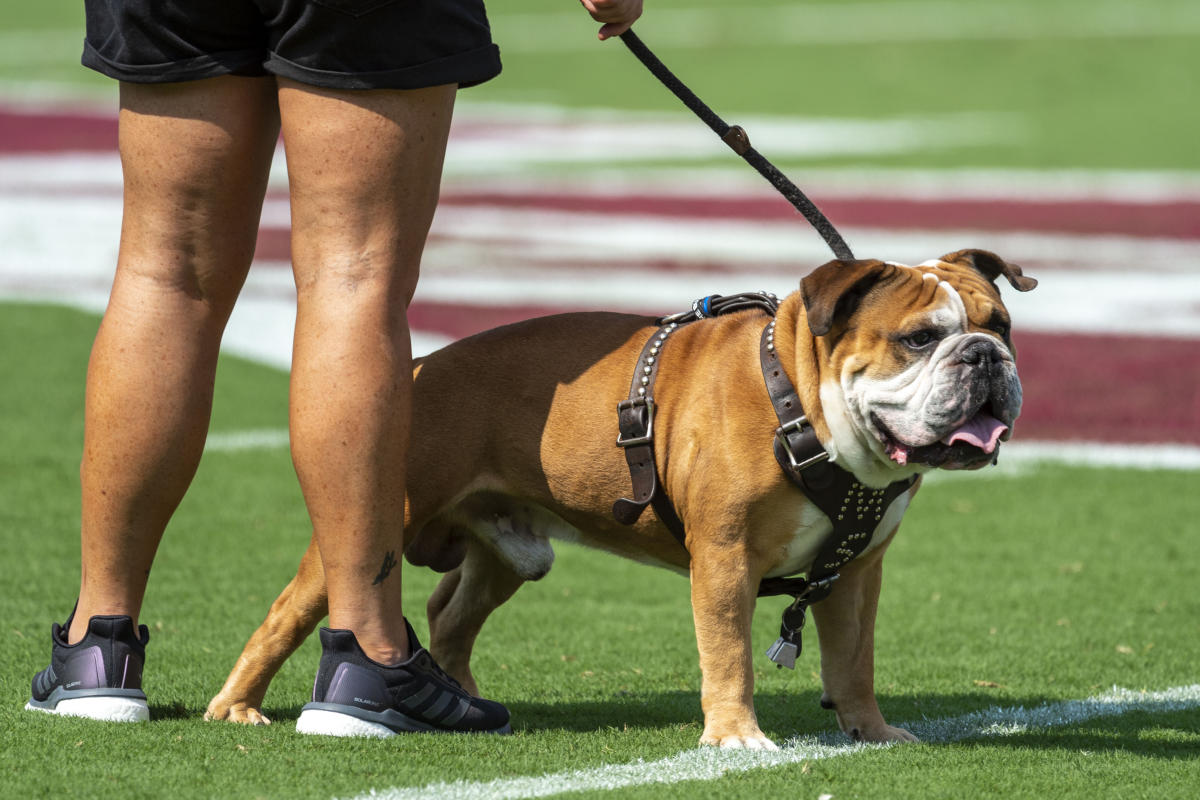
left=578, top=0, right=644, bottom=40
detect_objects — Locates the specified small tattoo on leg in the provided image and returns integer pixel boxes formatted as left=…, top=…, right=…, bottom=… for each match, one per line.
left=372, top=550, right=398, bottom=586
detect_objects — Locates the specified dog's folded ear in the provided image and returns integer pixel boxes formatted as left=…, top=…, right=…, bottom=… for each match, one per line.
left=800, top=259, right=896, bottom=337
left=941, top=249, right=1038, bottom=292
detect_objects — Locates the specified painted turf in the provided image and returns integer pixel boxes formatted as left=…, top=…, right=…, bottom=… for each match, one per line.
left=5, top=102, right=1197, bottom=798
left=4, top=103, right=1198, bottom=448
left=336, top=684, right=1200, bottom=800
left=6, top=129, right=1197, bottom=448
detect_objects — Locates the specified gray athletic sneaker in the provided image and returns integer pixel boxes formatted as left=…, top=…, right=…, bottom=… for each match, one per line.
left=26, top=613, right=150, bottom=722
left=295, top=621, right=510, bottom=737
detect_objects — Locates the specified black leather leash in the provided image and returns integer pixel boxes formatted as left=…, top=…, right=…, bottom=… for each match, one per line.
left=619, top=29, right=855, bottom=262
left=612, top=295, right=916, bottom=670
left=610, top=28, right=918, bottom=673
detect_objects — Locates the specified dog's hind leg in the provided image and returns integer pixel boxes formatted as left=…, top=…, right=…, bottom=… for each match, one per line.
left=205, top=536, right=328, bottom=724
left=426, top=538, right=525, bottom=698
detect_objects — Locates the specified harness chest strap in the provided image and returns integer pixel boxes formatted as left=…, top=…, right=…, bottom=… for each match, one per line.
left=610, top=304, right=914, bottom=668
left=758, top=319, right=916, bottom=667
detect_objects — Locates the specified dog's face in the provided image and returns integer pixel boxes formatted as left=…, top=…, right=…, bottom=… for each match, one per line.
left=801, top=249, right=1037, bottom=482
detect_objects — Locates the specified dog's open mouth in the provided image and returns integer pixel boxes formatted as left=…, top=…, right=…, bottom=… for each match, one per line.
left=872, top=410, right=1009, bottom=469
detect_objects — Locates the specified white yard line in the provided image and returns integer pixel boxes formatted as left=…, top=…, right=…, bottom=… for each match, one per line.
left=0, top=107, right=1023, bottom=183
left=204, top=429, right=291, bottom=453
left=445, top=111, right=1023, bottom=165
left=922, top=441, right=1200, bottom=478
left=6, top=205, right=1200, bottom=372
left=5, top=148, right=1200, bottom=366
left=8, top=152, right=1200, bottom=203
left=337, top=684, right=1200, bottom=800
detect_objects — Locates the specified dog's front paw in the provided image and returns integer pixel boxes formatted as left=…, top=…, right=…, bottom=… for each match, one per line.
left=846, top=722, right=917, bottom=743
left=876, top=725, right=918, bottom=743
left=700, top=725, right=779, bottom=750
left=204, top=698, right=271, bottom=726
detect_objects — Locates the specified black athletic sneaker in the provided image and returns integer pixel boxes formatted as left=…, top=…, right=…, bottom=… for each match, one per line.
left=26, top=613, right=150, bottom=722
left=295, top=621, right=511, bottom=737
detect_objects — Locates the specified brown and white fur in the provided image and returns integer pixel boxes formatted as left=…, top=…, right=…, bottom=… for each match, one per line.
left=205, top=249, right=1035, bottom=749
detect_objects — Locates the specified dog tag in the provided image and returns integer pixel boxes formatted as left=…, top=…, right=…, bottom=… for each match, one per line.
left=766, top=598, right=809, bottom=669
left=766, top=636, right=800, bottom=670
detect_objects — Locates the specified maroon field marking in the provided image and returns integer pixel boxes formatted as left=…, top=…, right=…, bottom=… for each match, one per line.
left=0, top=109, right=117, bottom=153
left=8, top=107, right=1200, bottom=241
left=439, top=193, right=1200, bottom=241
left=1013, top=331, right=1199, bottom=446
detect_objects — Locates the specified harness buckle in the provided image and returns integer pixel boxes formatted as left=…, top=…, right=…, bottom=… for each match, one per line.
left=616, top=398, right=656, bottom=448
left=798, top=573, right=840, bottom=603
left=775, top=415, right=831, bottom=471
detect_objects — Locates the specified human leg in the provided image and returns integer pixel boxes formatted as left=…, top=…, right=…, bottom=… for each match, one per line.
left=279, top=79, right=452, bottom=665
left=70, top=76, right=280, bottom=643
left=29, top=75, right=279, bottom=720
left=281, top=79, right=508, bottom=735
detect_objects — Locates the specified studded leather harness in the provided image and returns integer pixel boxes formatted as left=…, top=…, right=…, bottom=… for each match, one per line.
left=612, top=294, right=917, bottom=668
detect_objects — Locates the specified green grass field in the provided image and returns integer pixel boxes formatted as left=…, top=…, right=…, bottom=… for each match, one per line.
left=1, top=309, right=1198, bottom=798
left=3, top=0, right=1199, bottom=797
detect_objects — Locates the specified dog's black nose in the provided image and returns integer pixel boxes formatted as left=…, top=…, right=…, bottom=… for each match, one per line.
left=958, top=338, right=998, bottom=366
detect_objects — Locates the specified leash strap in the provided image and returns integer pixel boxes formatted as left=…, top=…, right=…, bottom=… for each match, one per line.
left=659, top=291, right=780, bottom=326
left=619, top=29, right=856, bottom=262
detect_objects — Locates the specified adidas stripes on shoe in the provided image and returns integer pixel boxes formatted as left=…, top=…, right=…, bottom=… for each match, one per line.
left=296, top=621, right=510, bottom=737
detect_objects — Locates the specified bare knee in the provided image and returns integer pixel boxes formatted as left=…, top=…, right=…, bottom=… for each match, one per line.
left=293, top=247, right=421, bottom=311
left=280, top=83, right=454, bottom=312
left=114, top=78, right=280, bottom=317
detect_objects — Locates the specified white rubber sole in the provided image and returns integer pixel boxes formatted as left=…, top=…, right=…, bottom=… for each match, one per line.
left=295, top=708, right=396, bottom=738
left=25, top=696, right=149, bottom=723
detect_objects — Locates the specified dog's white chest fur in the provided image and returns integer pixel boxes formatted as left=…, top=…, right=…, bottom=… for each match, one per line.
left=765, top=491, right=911, bottom=579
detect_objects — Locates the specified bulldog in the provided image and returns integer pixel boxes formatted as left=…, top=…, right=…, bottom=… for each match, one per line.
left=205, top=249, right=1035, bottom=748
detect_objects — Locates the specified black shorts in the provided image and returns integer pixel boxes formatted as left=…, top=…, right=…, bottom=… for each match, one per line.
left=82, top=0, right=501, bottom=90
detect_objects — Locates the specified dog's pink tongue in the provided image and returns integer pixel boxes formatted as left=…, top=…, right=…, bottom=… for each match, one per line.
left=942, top=413, right=1008, bottom=454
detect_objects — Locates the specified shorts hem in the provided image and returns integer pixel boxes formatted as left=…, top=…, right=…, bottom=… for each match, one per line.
left=265, top=44, right=502, bottom=90
left=82, top=41, right=267, bottom=84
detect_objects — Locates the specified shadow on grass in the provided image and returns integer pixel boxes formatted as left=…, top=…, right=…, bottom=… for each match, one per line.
left=948, top=708, right=1200, bottom=761
left=146, top=702, right=201, bottom=721
left=152, top=692, right=1200, bottom=761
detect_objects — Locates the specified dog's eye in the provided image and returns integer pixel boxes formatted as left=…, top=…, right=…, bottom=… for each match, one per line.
left=901, top=330, right=939, bottom=349
left=984, top=311, right=1011, bottom=339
